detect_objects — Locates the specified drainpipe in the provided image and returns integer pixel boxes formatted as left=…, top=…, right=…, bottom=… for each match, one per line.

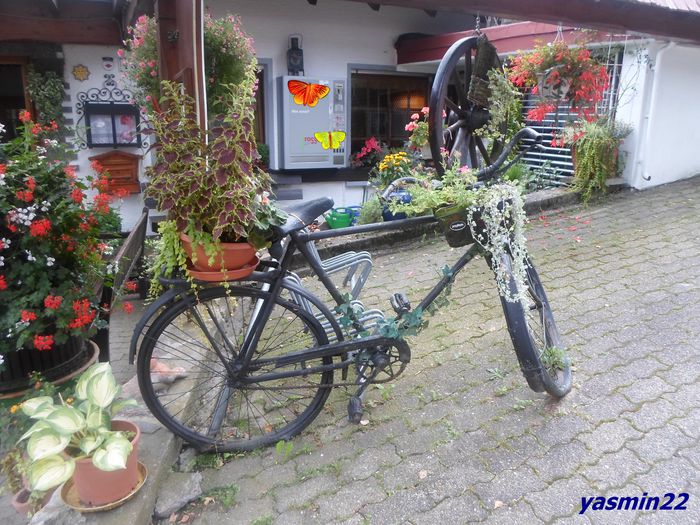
left=635, top=41, right=676, bottom=188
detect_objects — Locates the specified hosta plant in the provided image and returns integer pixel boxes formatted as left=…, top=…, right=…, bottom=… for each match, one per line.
left=17, top=362, right=137, bottom=492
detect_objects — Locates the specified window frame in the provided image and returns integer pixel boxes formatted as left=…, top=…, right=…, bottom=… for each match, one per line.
left=84, top=101, right=142, bottom=149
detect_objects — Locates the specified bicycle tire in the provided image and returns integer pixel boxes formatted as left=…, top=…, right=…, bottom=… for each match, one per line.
left=495, top=253, right=572, bottom=397
left=136, top=286, right=334, bottom=451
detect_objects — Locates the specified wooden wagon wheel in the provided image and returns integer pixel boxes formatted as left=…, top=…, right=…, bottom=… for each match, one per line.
left=428, top=36, right=504, bottom=177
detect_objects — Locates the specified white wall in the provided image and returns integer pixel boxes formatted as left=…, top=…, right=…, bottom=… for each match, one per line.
left=639, top=44, right=700, bottom=188
left=62, top=45, right=147, bottom=231
left=206, top=0, right=472, bottom=170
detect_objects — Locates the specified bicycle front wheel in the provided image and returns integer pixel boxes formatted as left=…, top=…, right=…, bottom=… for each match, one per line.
left=136, top=286, right=334, bottom=451
left=495, top=253, right=572, bottom=398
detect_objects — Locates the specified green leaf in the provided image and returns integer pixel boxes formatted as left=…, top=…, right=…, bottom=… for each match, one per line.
left=110, top=398, right=138, bottom=417
left=20, top=396, right=54, bottom=418
left=75, top=362, right=112, bottom=400
left=92, top=435, right=133, bottom=471
left=18, top=420, right=52, bottom=442
left=79, top=434, right=105, bottom=456
left=26, top=428, right=70, bottom=461
left=85, top=407, right=110, bottom=430
left=85, top=370, right=119, bottom=408
left=27, top=455, right=75, bottom=492
left=45, top=405, right=86, bottom=434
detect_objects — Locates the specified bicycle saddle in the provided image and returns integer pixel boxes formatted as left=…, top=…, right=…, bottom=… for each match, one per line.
left=274, top=197, right=334, bottom=237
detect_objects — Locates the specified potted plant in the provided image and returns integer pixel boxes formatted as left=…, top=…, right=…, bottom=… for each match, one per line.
left=0, top=114, right=115, bottom=394
left=17, top=362, right=140, bottom=507
left=557, top=117, right=632, bottom=201
left=350, top=136, right=387, bottom=169
left=145, top=77, right=286, bottom=284
left=508, top=41, right=609, bottom=123
left=391, top=155, right=530, bottom=304
left=405, top=107, right=431, bottom=158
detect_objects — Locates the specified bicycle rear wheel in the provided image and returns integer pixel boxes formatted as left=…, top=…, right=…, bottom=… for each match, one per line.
left=136, top=286, right=333, bottom=451
left=494, top=253, right=572, bottom=397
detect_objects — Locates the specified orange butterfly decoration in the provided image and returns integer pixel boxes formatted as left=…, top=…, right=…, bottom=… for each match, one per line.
left=288, top=80, right=330, bottom=107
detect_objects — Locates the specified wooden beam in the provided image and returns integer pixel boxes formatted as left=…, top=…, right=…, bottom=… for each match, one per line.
left=0, top=14, right=121, bottom=45
left=343, top=0, right=700, bottom=44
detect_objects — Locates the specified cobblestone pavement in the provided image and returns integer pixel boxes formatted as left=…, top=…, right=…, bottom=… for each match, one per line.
left=165, top=177, right=700, bottom=525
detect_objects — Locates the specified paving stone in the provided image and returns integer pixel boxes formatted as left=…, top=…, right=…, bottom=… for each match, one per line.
left=314, top=478, right=385, bottom=520
left=580, top=448, right=650, bottom=491
left=524, top=476, right=596, bottom=522
left=361, top=490, right=435, bottom=525
left=471, top=464, right=546, bottom=507
left=578, top=420, right=642, bottom=454
left=341, top=444, right=402, bottom=482
left=272, top=474, right=338, bottom=513
left=154, top=472, right=203, bottom=519
left=414, top=491, right=488, bottom=524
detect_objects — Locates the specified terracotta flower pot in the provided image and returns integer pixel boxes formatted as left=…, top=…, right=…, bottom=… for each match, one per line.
left=180, top=233, right=256, bottom=272
left=11, top=487, right=54, bottom=516
left=71, top=420, right=140, bottom=507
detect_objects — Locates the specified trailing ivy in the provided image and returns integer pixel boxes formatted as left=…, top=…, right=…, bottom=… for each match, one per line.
left=26, top=66, right=65, bottom=128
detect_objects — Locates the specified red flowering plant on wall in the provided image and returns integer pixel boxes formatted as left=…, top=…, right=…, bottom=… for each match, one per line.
left=0, top=113, right=118, bottom=359
left=508, top=41, right=609, bottom=135
left=350, top=137, right=388, bottom=168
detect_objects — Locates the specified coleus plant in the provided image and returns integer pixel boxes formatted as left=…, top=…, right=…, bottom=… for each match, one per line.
left=145, top=75, right=269, bottom=243
left=17, top=362, right=137, bottom=492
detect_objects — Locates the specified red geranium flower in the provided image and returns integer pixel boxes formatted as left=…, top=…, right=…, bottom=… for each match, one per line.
left=44, top=295, right=63, bottom=309
left=29, top=219, right=52, bottom=237
left=122, top=302, right=134, bottom=314
left=21, top=310, right=38, bottom=322
left=124, top=280, right=138, bottom=292
left=34, top=334, right=54, bottom=351
left=0, top=275, right=7, bottom=290
left=19, top=110, right=31, bottom=123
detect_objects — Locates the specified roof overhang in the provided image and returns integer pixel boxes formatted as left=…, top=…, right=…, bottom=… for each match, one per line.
left=0, top=0, right=123, bottom=45
left=343, top=0, right=700, bottom=45
left=396, top=22, right=634, bottom=64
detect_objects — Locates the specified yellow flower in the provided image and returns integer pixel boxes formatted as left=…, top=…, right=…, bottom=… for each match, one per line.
left=10, top=404, right=19, bottom=414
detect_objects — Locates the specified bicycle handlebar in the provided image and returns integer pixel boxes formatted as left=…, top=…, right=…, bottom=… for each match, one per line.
left=380, top=127, right=543, bottom=199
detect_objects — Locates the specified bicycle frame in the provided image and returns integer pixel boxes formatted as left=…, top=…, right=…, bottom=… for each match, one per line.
left=233, top=214, right=484, bottom=376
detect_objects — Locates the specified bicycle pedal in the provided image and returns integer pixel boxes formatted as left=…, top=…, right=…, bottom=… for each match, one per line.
left=390, top=292, right=411, bottom=314
left=347, top=396, right=364, bottom=424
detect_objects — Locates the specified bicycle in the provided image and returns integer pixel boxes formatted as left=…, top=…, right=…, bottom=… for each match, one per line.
left=129, top=127, right=572, bottom=453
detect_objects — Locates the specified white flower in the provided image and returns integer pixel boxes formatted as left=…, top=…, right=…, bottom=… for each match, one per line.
left=0, top=238, right=9, bottom=249
left=40, top=201, right=51, bottom=212
left=0, top=174, right=5, bottom=186
left=0, top=122, right=5, bottom=137
left=36, top=146, right=47, bottom=154
left=0, top=354, right=3, bottom=366
left=25, top=250, right=36, bottom=262
left=0, top=256, right=4, bottom=267
left=46, top=257, right=55, bottom=267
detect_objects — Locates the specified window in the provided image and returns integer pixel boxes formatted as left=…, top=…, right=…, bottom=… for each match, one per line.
left=84, top=102, right=141, bottom=148
left=351, top=73, right=429, bottom=152
left=0, top=60, right=30, bottom=142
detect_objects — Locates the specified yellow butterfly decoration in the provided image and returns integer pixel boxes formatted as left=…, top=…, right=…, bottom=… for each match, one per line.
left=314, top=131, right=346, bottom=150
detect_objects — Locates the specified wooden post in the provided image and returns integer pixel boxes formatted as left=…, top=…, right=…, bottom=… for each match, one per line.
left=155, top=0, right=207, bottom=128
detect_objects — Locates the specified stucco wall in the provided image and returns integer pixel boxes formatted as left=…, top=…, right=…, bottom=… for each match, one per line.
left=62, top=44, right=147, bottom=231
